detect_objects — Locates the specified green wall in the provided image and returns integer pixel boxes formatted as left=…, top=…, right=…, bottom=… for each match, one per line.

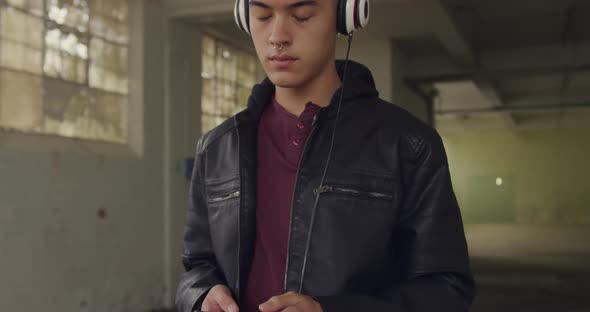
left=442, top=127, right=590, bottom=225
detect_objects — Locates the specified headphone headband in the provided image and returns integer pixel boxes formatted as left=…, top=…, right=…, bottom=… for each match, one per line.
left=235, top=0, right=370, bottom=36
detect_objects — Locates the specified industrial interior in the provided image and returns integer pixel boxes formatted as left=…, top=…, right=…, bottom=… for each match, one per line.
left=0, top=0, right=589, bottom=311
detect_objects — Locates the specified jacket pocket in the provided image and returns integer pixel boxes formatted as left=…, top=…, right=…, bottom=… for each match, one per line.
left=313, top=184, right=394, bottom=201
left=208, top=190, right=240, bottom=204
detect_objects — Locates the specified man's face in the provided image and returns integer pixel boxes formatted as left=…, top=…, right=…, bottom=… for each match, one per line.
left=249, top=0, right=338, bottom=88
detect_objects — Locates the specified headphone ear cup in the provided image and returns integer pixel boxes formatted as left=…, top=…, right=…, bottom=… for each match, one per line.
left=336, top=0, right=348, bottom=35
left=357, top=0, right=370, bottom=29
left=234, top=0, right=251, bottom=35
left=340, top=0, right=370, bottom=35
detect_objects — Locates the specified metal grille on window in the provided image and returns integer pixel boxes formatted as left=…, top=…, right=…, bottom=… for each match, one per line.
left=0, top=0, right=129, bottom=144
left=201, top=34, right=257, bottom=134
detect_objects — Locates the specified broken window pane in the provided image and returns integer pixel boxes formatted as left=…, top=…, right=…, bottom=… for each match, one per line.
left=46, top=0, right=90, bottom=32
left=43, top=26, right=88, bottom=83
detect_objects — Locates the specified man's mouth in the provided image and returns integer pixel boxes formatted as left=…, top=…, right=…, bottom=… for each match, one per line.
left=269, top=54, right=298, bottom=67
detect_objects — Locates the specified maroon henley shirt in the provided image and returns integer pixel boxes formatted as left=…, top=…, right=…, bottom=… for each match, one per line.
left=242, top=97, right=321, bottom=312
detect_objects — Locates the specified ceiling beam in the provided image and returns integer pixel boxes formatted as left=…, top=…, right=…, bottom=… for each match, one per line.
left=424, top=0, right=517, bottom=126
left=405, top=43, right=590, bottom=82
left=423, top=0, right=476, bottom=66
left=472, top=77, right=519, bottom=126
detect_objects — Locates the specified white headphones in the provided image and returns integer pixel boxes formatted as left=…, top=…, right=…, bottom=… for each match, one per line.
left=234, top=0, right=370, bottom=35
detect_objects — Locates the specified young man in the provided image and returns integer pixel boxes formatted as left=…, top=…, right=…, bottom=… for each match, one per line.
left=176, top=0, right=475, bottom=311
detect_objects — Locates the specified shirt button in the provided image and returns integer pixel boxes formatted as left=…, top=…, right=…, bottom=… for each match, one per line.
left=296, top=121, right=305, bottom=129
left=292, top=138, right=301, bottom=147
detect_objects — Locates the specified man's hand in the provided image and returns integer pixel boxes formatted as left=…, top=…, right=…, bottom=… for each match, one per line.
left=201, top=285, right=239, bottom=312
left=259, top=291, right=323, bottom=312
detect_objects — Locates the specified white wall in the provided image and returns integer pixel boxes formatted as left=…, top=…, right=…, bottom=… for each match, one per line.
left=0, top=1, right=172, bottom=311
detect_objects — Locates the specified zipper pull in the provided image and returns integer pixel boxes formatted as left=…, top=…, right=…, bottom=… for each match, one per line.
left=312, top=113, right=319, bottom=126
left=313, top=185, right=332, bottom=196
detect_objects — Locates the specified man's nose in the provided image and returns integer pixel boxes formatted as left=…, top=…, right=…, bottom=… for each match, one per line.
left=269, top=15, right=291, bottom=48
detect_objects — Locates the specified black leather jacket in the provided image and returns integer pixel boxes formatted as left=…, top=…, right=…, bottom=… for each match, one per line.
left=176, top=61, right=475, bottom=312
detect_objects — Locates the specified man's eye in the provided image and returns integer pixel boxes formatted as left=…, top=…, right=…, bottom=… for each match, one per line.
left=257, top=16, right=272, bottom=21
left=294, top=15, right=312, bottom=22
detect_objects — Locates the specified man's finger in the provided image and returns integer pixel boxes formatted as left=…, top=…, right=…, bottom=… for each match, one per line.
left=259, top=292, right=303, bottom=312
left=212, top=288, right=239, bottom=312
left=201, top=301, right=223, bottom=312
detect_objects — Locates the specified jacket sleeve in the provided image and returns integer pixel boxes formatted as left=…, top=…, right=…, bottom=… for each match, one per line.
left=316, top=129, right=475, bottom=312
left=176, top=138, right=227, bottom=312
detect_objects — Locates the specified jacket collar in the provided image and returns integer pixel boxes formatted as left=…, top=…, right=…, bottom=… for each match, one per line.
left=246, top=60, right=379, bottom=122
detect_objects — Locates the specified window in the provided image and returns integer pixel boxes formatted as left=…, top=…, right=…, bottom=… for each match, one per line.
left=201, top=34, right=258, bottom=134
left=0, top=0, right=129, bottom=144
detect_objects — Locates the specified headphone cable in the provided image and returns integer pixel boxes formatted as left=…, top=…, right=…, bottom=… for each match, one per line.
left=298, top=32, right=354, bottom=293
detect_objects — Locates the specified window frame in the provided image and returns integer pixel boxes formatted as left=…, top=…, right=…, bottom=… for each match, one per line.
left=0, top=0, right=144, bottom=158
left=0, top=0, right=131, bottom=146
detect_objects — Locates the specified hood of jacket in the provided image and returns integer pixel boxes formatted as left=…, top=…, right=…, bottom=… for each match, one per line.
left=246, top=60, right=380, bottom=122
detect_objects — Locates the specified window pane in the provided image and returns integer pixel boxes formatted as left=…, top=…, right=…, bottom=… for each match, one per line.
left=202, top=35, right=215, bottom=57
left=89, top=65, right=128, bottom=94
left=237, top=87, right=250, bottom=113
left=0, top=0, right=130, bottom=144
left=43, top=27, right=88, bottom=83
left=46, top=0, right=90, bottom=32
left=89, top=0, right=128, bottom=44
left=1, top=39, right=43, bottom=74
left=6, top=0, right=44, bottom=16
left=61, top=53, right=87, bottom=83
left=200, top=34, right=255, bottom=133
left=0, top=69, right=43, bottom=131
left=89, top=37, right=127, bottom=71
left=202, top=53, right=215, bottom=79
left=201, top=115, right=213, bottom=135
left=201, top=78, right=217, bottom=115
left=42, top=78, right=126, bottom=142
left=0, top=7, right=43, bottom=73
left=0, top=6, right=43, bottom=47
left=89, top=37, right=128, bottom=94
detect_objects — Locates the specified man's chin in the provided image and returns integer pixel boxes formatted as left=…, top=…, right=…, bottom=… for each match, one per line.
left=267, top=72, right=306, bottom=89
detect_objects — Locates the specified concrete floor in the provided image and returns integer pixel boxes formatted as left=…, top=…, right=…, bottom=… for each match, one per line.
left=466, top=224, right=590, bottom=312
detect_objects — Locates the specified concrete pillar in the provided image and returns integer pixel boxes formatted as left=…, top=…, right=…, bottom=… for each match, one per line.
left=391, top=42, right=433, bottom=125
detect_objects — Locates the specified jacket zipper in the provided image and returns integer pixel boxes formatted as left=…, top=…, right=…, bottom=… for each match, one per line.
left=236, top=117, right=242, bottom=301
left=208, top=190, right=240, bottom=203
left=314, top=185, right=393, bottom=200
left=283, top=116, right=319, bottom=292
